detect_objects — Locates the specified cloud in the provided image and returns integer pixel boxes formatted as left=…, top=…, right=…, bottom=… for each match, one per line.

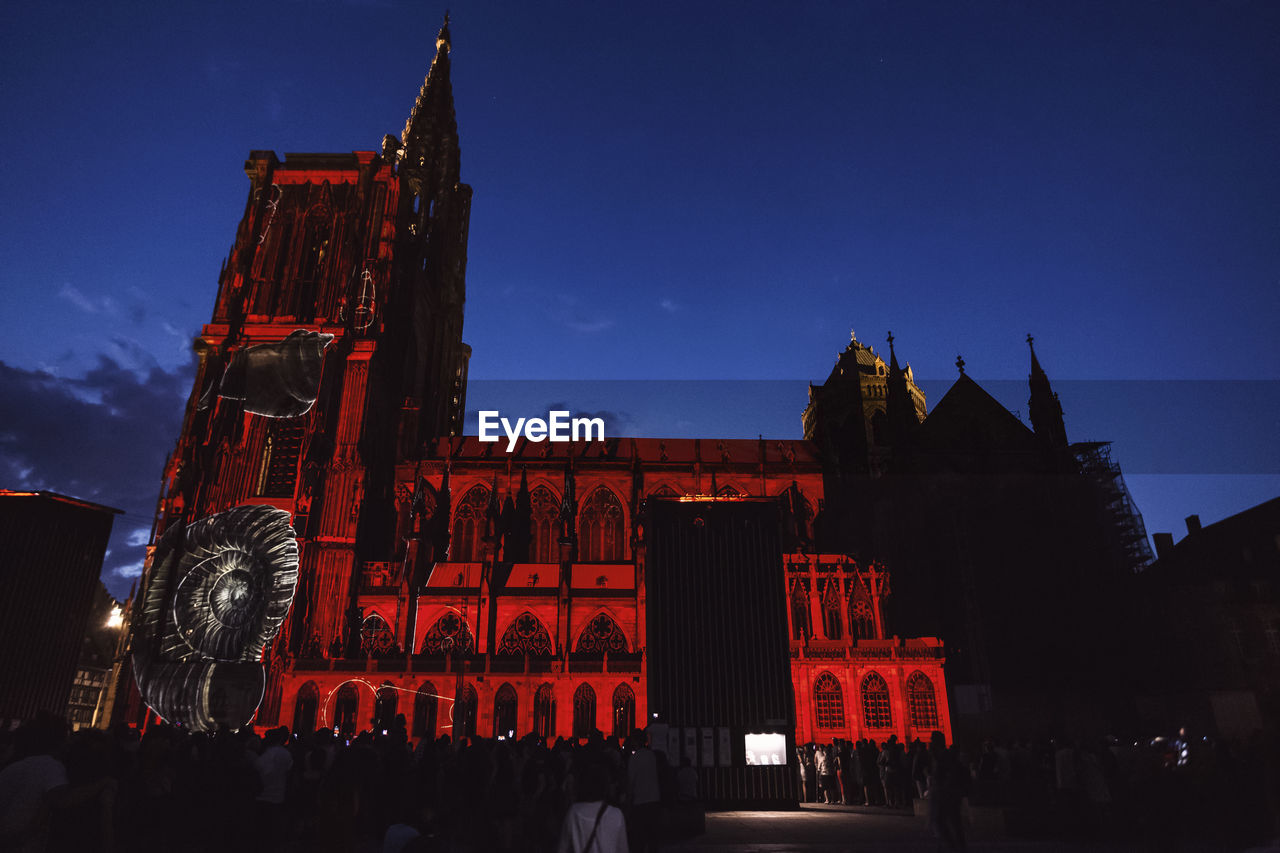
left=544, top=402, right=632, bottom=437
left=0, top=355, right=195, bottom=599
left=659, top=298, right=679, bottom=313
left=59, top=283, right=149, bottom=325
left=58, top=283, right=107, bottom=314
left=563, top=317, right=615, bottom=333
left=551, top=294, right=614, bottom=334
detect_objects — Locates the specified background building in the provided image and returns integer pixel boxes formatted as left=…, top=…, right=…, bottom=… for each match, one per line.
left=66, top=582, right=123, bottom=730
left=1134, top=498, right=1280, bottom=737
left=0, top=490, right=120, bottom=727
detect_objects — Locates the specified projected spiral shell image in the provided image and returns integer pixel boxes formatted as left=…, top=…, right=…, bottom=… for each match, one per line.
left=172, top=505, right=299, bottom=661
left=215, top=329, right=334, bottom=417
left=133, top=505, right=299, bottom=730
left=134, top=659, right=266, bottom=733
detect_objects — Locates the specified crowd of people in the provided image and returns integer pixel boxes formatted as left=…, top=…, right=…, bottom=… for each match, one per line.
left=797, top=729, right=1278, bottom=847
left=0, top=711, right=694, bottom=853
left=2, top=709, right=1276, bottom=853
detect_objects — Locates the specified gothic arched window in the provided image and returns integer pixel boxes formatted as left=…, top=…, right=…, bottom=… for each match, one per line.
left=573, top=683, right=597, bottom=738
left=861, top=672, right=892, bottom=730
left=907, top=671, right=939, bottom=730
left=790, top=581, right=811, bottom=641
left=493, top=683, right=518, bottom=738
left=360, top=614, right=396, bottom=658
left=296, top=206, right=331, bottom=290
left=575, top=613, right=629, bottom=655
left=533, top=683, right=555, bottom=740
left=814, top=672, right=845, bottom=729
left=454, top=684, right=477, bottom=740
left=420, top=612, right=475, bottom=655
left=498, top=612, right=553, bottom=656
left=580, top=487, right=624, bottom=561
left=451, top=485, right=490, bottom=562
left=649, top=484, right=679, bottom=498
left=335, top=683, right=360, bottom=738
left=293, top=681, right=318, bottom=735
left=413, top=682, right=437, bottom=739
left=373, top=687, right=398, bottom=731
left=849, top=597, right=875, bottom=640
left=822, top=581, right=843, bottom=641
left=530, top=485, right=560, bottom=563
left=612, top=684, right=635, bottom=739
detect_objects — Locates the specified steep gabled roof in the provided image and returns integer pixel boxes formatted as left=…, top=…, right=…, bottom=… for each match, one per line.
left=915, top=373, right=1042, bottom=458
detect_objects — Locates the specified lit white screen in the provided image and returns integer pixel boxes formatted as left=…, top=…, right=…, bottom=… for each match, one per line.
left=744, top=732, right=786, bottom=766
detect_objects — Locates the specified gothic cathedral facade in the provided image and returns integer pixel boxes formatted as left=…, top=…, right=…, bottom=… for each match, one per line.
left=125, top=20, right=953, bottom=750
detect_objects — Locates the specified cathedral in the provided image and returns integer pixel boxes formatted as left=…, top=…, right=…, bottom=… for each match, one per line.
left=119, top=19, right=1151, bottom=786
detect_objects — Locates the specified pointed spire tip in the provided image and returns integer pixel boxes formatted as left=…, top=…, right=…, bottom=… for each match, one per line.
left=437, top=10, right=452, bottom=53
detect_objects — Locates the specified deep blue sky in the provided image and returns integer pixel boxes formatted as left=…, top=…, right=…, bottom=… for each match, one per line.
left=2, top=1, right=1277, bottom=599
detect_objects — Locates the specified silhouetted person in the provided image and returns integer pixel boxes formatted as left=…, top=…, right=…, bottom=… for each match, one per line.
left=926, top=732, right=968, bottom=852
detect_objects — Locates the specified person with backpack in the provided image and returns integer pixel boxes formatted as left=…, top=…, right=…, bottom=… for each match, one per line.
left=557, top=760, right=629, bottom=853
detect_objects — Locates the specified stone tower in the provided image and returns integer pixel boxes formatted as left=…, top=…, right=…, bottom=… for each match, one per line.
left=120, top=17, right=471, bottom=725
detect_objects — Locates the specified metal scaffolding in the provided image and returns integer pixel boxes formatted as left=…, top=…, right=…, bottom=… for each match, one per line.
left=1073, top=441, right=1155, bottom=573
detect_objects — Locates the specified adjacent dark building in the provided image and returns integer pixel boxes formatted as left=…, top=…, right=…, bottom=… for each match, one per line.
left=806, top=335, right=1153, bottom=735
left=1135, top=498, right=1280, bottom=736
left=0, top=490, right=120, bottom=727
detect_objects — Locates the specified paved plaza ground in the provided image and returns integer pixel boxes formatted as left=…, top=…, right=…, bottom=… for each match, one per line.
left=663, top=803, right=1256, bottom=853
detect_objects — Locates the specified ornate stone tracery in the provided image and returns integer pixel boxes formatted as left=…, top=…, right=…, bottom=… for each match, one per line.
left=420, top=611, right=474, bottom=655
left=497, top=611, right=553, bottom=656
left=576, top=613, right=628, bottom=654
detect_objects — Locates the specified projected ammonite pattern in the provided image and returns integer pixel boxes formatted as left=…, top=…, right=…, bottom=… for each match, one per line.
left=133, top=505, right=299, bottom=731
left=171, top=505, right=298, bottom=661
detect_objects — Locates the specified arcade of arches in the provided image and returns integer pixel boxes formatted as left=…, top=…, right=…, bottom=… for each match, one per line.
left=278, top=458, right=950, bottom=746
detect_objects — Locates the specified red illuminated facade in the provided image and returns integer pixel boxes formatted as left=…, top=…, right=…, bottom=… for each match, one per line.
left=121, top=20, right=952, bottom=748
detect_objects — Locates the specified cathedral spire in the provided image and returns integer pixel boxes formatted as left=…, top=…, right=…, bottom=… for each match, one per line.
left=1027, top=334, right=1068, bottom=447
left=400, top=12, right=460, bottom=188
left=885, top=332, right=919, bottom=444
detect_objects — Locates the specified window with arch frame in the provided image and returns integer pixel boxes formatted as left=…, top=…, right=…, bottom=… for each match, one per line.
left=493, top=683, right=518, bottom=738
left=293, top=681, right=319, bottom=734
left=814, top=672, right=845, bottom=729
left=413, top=682, right=437, bottom=739
left=573, top=683, right=597, bottom=737
left=849, top=597, right=875, bottom=640
left=575, top=613, right=629, bottom=654
left=822, top=581, right=843, bottom=641
left=611, top=683, right=635, bottom=738
left=497, top=612, right=553, bottom=656
left=451, top=485, right=490, bottom=562
left=861, top=672, right=892, bottom=729
left=790, top=581, right=810, bottom=641
left=907, top=671, right=939, bottom=729
left=420, top=611, right=475, bottom=655
left=529, top=485, right=560, bottom=563
left=360, top=613, right=396, bottom=658
left=533, top=683, right=555, bottom=740
left=579, top=487, right=624, bottom=561
left=454, top=683, right=477, bottom=739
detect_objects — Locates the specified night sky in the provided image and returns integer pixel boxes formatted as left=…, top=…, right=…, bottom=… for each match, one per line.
left=2, top=1, right=1277, bottom=600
